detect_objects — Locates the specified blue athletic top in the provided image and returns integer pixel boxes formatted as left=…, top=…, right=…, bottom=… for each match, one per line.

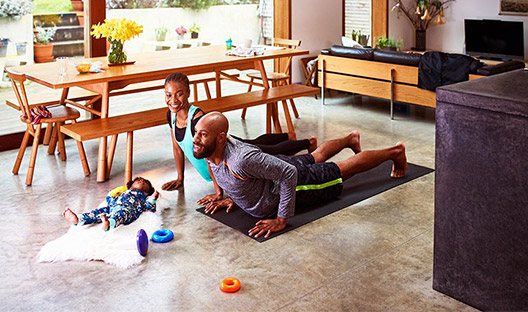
left=171, top=105, right=212, bottom=182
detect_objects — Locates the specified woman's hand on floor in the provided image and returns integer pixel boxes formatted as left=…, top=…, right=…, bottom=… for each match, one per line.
left=161, top=179, right=183, bottom=191
left=204, top=198, right=235, bottom=215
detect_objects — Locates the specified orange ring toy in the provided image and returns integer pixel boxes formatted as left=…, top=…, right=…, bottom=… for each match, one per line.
left=220, top=277, right=241, bottom=293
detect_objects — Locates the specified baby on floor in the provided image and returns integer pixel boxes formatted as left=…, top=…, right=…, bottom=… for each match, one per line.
left=63, top=177, right=159, bottom=231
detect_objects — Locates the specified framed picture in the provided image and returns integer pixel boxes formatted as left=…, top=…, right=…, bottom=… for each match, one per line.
left=500, top=0, right=528, bottom=15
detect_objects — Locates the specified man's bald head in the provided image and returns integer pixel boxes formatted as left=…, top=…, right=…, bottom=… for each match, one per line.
left=193, top=112, right=229, bottom=160
left=197, top=111, right=229, bottom=136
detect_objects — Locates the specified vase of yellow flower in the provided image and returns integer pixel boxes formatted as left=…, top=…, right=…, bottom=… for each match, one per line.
left=90, top=18, right=143, bottom=64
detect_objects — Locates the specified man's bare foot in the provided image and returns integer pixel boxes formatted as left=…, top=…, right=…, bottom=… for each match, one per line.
left=391, top=142, right=407, bottom=178
left=100, top=214, right=110, bottom=231
left=348, top=131, right=362, bottom=154
left=62, top=208, right=78, bottom=224
left=287, top=132, right=297, bottom=141
left=308, top=136, right=318, bottom=153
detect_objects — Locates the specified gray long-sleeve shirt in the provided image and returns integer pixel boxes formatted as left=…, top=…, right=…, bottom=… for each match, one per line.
left=208, top=138, right=297, bottom=218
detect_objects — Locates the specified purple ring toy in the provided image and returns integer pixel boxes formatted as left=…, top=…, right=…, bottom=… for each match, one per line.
left=136, top=229, right=148, bottom=256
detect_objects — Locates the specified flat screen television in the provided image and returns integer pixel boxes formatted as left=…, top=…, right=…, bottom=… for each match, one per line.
left=464, top=19, right=525, bottom=61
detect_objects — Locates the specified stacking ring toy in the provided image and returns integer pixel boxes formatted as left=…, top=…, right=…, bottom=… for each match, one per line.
left=136, top=229, right=148, bottom=256
left=220, top=277, right=241, bottom=293
left=151, top=229, right=174, bottom=243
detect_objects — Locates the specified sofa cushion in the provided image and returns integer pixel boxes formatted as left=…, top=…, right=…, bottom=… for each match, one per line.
left=373, top=49, right=422, bottom=67
left=329, top=45, right=374, bottom=60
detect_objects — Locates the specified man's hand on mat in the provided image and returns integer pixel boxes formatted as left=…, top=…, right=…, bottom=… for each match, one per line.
left=249, top=217, right=287, bottom=239
left=197, top=193, right=223, bottom=206
left=204, top=198, right=235, bottom=215
left=161, top=179, right=183, bottom=191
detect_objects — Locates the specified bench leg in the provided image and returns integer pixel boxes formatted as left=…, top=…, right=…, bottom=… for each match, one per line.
left=289, top=99, right=299, bottom=119
left=26, top=124, right=42, bottom=186
left=47, top=123, right=58, bottom=155
left=43, top=123, right=53, bottom=145
left=76, top=140, right=90, bottom=177
left=13, top=127, right=30, bottom=175
left=57, top=122, right=67, bottom=161
left=97, top=137, right=108, bottom=182
left=272, top=102, right=282, bottom=133
left=124, top=131, right=133, bottom=184
left=241, top=77, right=255, bottom=120
left=106, top=134, right=118, bottom=178
left=282, top=100, right=295, bottom=133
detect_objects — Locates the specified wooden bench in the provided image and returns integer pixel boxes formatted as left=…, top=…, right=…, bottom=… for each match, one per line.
left=61, top=84, right=319, bottom=183
left=6, top=71, right=238, bottom=146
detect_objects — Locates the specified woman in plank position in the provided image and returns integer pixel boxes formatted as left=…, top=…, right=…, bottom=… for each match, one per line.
left=161, top=72, right=317, bottom=203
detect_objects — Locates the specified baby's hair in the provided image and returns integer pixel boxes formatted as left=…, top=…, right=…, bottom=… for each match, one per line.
left=164, top=72, right=190, bottom=90
left=126, top=177, right=155, bottom=196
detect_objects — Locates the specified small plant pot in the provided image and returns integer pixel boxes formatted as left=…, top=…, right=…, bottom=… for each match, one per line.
left=155, top=32, right=167, bottom=41
left=191, top=32, right=199, bottom=39
left=16, top=42, right=27, bottom=56
left=34, top=44, right=54, bottom=63
left=0, top=38, right=8, bottom=57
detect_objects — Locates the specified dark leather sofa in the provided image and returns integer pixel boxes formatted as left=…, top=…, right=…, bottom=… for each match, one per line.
left=318, top=45, right=526, bottom=113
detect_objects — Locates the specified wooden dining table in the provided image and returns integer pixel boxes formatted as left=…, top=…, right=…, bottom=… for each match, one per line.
left=10, top=45, right=309, bottom=182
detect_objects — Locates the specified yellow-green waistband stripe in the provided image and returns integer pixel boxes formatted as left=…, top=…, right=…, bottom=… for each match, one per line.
left=295, top=178, right=343, bottom=191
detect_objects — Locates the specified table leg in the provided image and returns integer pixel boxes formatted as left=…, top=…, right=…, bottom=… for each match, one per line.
left=255, top=60, right=274, bottom=133
left=96, top=83, right=110, bottom=182
left=215, top=71, right=222, bottom=98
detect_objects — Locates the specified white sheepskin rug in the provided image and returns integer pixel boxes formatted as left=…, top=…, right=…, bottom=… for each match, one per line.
left=38, top=199, right=168, bottom=269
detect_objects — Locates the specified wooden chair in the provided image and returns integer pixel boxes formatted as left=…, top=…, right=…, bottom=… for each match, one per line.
left=7, top=69, right=90, bottom=186
left=241, top=38, right=301, bottom=120
left=300, top=56, right=318, bottom=99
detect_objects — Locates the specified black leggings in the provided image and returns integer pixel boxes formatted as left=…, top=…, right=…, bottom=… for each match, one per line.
left=231, top=133, right=310, bottom=156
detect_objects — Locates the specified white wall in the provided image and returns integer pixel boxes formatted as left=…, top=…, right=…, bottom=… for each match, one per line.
left=107, top=5, right=260, bottom=54
left=291, top=0, right=342, bottom=83
left=389, top=0, right=528, bottom=60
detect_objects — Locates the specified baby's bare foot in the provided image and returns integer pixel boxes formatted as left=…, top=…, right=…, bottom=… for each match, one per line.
left=391, top=142, right=407, bottom=178
left=308, top=136, right=318, bottom=153
left=348, top=131, right=362, bottom=154
left=63, top=208, right=78, bottom=224
left=100, top=214, right=110, bottom=231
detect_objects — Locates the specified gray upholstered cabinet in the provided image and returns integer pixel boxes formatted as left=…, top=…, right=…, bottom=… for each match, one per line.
left=433, top=69, right=528, bottom=310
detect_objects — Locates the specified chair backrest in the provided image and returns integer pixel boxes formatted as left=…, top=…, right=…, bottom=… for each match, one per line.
left=273, top=38, right=301, bottom=75
left=6, top=68, right=31, bottom=122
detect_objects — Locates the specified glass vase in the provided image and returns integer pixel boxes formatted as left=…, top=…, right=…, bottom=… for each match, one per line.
left=108, top=39, right=127, bottom=64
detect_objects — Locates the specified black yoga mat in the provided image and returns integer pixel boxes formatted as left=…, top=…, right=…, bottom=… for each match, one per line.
left=197, top=161, right=433, bottom=242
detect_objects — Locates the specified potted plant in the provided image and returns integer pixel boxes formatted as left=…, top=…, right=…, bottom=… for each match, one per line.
left=70, top=0, right=84, bottom=26
left=155, top=26, right=168, bottom=41
left=189, top=23, right=200, bottom=39
left=33, top=27, right=57, bottom=63
left=175, top=25, right=187, bottom=40
left=0, top=0, right=32, bottom=19
left=390, top=0, right=454, bottom=51
left=375, top=36, right=403, bottom=51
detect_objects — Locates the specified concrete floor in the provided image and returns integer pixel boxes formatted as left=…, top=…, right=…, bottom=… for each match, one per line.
left=0, top=88, right=476, bottom=311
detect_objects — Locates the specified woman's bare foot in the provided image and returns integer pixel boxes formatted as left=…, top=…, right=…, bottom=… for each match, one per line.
left=62, top=208, right=78, bottom=224
left=287, top=132, right=297, bottom=141
left=307, top=136, right=318, bottom=153
left=348, top=131, right=362, bottom=154
left=391, top=142, right=407, bottom=178
left=100, top=214, right=110, bottom=231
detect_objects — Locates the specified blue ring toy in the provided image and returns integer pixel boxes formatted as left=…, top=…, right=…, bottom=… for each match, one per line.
left=151, top=229, right=174, bottom=243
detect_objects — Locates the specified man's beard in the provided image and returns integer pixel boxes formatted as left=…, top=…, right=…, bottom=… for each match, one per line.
left=193, top=141, right=216, bottom=159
